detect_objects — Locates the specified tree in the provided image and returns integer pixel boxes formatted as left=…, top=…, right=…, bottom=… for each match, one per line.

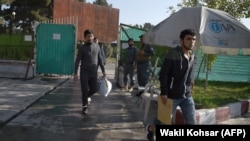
left=0, top=0, right=14, bottom=9
left=131, top=23, right=154, bottom=31
left=0, top=0, right=14, bottom=32
left=143, top=23, right=153, bottom=30
left=78, top=0, right=86, bottom=2
left=93, top=0, right=112, bottom=7
left=0, top=0, right=14, bottom=5
left=0, top=0, right=15, bottom=26
left=1, top=0, right=52, bottom=33
left=171, top=0, right=250, bottom=19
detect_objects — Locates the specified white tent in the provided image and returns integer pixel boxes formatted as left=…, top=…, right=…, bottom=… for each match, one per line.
left=144, top=7, right=250, bottom=55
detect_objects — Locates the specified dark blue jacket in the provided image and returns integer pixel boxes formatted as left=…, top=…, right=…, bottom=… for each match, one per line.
left=124, top=46, right=137, bottom=65
left=159, top=46, right=195, bottom=99
left=99, top=44, right=106, bottom=65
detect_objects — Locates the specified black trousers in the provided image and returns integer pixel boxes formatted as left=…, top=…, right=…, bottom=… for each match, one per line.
left=80, top=71, right=98, bottom=106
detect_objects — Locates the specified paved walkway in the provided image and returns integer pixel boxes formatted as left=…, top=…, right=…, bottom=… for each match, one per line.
left=0, top=76, right=68, bottom=126
left=0, top=62, right=249, bottom=129
left=0, top=62, right=120, bottom=127
left=0, top=63, right=149, bottom=141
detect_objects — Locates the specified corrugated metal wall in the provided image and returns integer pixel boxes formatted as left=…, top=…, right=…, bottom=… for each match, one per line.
left=53, top=0, right=119, bottom=43
left=35, top=23, right=76, bottom=75
left=195, top=50, right=250, bottom=82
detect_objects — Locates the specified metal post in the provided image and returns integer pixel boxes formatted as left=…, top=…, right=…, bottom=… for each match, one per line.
left=11, top=11, right=16, bottom=33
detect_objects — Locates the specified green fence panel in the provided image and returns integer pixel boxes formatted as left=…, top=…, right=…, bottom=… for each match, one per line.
left=0, top=34, right=34, bottom=60
left=195, top=49, right=250, bottom=82
left=36, top=23, right=76, bottom=75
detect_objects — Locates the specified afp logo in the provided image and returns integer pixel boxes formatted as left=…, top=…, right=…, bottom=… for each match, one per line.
left=209, top=22, right=235, bottom=33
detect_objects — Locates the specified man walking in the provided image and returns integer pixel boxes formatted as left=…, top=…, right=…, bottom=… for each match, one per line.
left=123, top=38, right=137, bottom=92
left=74, top=29, right=106, bottom=115
left=135, top=34, right=154, bottom=96
left=145, top=29, right=197, bottom=141
left=94, top=37, right=106, bottom=72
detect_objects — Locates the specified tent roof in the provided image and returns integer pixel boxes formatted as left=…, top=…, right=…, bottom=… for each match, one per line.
left=120, top=23, right=146, bottom=41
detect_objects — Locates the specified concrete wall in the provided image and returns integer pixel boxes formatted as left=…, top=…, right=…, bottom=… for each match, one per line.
left=0, top=60, right=34, bottom=79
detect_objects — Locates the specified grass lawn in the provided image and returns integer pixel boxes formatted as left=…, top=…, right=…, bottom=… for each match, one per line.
left=106, top=57, right=116, bottom=63
left=192, top=80, right=250, bottom=109
left=150, top=79, right=250, bottom=109
left=107, top=57, right=250, bottom=109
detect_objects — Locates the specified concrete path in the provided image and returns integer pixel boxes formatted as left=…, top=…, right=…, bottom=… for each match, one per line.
left=0, top=77, right=68, bottom=127
left=0, top=62, right=249, bottom=126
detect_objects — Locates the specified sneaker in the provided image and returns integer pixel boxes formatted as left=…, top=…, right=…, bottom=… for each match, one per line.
left=88, top=97, right=91, bottom=105
left=128, top=86, right=134, bottom=92
left=122, top=84, right=128, bottom=91
left=82, top=106, right=88, bottom=115
left=135, top=91, right=143, bottom=97
left=146, top=124, right=154, bottom=141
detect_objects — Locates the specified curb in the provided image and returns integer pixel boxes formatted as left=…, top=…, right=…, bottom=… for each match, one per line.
left=176, top=99, right=250, bottom=124
left=141, top=93, right=250, bottom=125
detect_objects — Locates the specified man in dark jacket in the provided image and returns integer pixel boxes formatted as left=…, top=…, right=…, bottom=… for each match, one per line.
left=145, top=29, right=196, bottom=141
left=123, top=38, right=137, bottom=92
left=74, top=29, right=106, bottom=115
left=135, top=34, right=154, bottom=96
left=94, top=37, right=106, bottom=72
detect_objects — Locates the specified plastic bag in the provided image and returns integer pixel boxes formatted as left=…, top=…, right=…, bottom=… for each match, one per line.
left=97, top=77, right=112, bottom=97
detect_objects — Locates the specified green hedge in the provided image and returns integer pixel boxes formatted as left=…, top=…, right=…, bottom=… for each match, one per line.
left=0, top=34, right=34, bottom=61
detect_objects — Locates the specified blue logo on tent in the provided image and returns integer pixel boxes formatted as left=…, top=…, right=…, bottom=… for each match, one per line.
left=217, top=40, right=228, bottom=46
left=172, top=40, right=179, bottom=45
left=209, top=22, right=222, bottom=33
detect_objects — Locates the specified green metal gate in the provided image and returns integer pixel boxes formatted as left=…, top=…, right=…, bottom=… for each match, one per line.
left=35, top=23, right=76, bottom=75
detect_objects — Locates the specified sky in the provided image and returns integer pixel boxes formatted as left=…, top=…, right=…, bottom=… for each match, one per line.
left=87, top=0, right=250, bottom=29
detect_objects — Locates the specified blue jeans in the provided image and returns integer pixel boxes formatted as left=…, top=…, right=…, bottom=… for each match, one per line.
left=172, top=97, right=196, bottom=124
left=123, top=64, right=135, bottom=86
left=137, top=62, right=151, bottom=87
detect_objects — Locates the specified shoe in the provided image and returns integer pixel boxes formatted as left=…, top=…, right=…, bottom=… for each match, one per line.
left=128, top=85, right=134, bottom=92
left=135, top=91, right=143, bottom=97
left=122, top=84, right=128, bottom=91
left=146, top=125, right=154, bottom=141
left=88, top=97, right=91, bottom=105
left=82, top=106, right=88, bottom=115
